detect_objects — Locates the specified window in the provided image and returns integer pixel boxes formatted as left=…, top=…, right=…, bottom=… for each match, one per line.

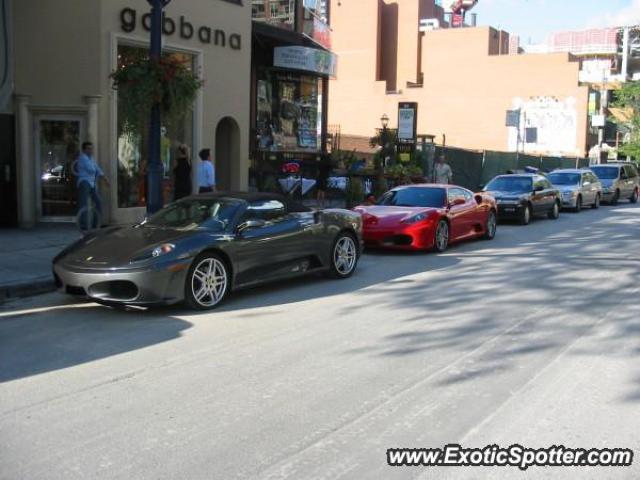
left=255, top=69, right=323, bottom=152
left=448, top=188, right=468, bottom=204
left=244, top=199, right=287, bottom=221
left=145, top=198, right=240, bottom=231
left=533, top=177, right=548, bottom=191
left=625, top=165, right=638, bottom=178
left=377, top=187, right=446, bottom=208
left=116, top=45, right=195, bottom=208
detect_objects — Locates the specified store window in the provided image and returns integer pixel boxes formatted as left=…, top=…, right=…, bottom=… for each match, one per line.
left=116, top=45, right=195, bottom=208
left=256, top=68, right=323, bottom=153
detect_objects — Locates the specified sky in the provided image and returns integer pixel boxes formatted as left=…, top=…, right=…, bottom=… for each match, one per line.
left=474, top=0, right=640, bottom=45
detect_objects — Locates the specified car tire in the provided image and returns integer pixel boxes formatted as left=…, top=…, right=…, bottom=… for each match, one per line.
left=433, top=219, right=449, bottom=252
left=548, top=201, right=560, bottom=220
left=611, top=190, right=620, bottom=205
left=574, top=195, right=582, bottom=213
left=184, top=252, right=230, bottom=310
left=592, top=194, right=600, bottom=209
left=328, top=232, right=358, bottom=279
left=483, top=210, right=497, bottom=240
left=520, top=204, right=531, bottom=225
left=631, top=188, right=639, bottom=204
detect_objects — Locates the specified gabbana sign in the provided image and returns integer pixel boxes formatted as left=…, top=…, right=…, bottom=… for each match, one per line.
left=120, top=8, right=242, bottom=50
left=273, top=46, right=337, bottom=77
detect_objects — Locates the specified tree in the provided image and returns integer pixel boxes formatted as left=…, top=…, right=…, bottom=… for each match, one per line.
left=610, top=80, right=640, bottom=162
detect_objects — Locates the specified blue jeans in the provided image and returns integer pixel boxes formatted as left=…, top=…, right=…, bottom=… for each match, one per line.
left=78, top=181, right=102, bottom=229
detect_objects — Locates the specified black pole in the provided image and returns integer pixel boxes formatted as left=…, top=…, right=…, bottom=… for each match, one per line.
left=146, top=0, right=170, bottom=215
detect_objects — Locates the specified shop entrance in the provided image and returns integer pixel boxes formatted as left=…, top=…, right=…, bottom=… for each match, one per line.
left=215, top=117, right=240, bottom=191
left=35, top=115, right=85, bottom=221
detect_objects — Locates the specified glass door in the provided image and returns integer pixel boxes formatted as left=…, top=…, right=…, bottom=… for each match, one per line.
left=35, top=116, right=85, bottom=221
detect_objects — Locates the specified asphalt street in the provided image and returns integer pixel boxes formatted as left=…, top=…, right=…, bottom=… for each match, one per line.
left=1, top=203, right=639, bottom=480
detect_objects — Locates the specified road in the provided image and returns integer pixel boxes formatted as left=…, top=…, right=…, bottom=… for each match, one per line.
left=1, top=203, right=639, bottom=480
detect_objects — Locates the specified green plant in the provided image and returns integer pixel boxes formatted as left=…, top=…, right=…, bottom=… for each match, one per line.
left=345, top=176, right=365, bottom=207
left=111, top=55, right=203, bottom=137
left=610, top=80, right=640, bottom=162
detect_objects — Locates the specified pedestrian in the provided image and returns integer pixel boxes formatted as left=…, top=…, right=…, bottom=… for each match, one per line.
left=316, top=156, right=332, bottom=208
left=433, top=155, right=453, bottom=184
left=73, top=141, right=109, bottom=226
left=197, top=148, right=216, bottom=193
left=173, top=144, right=192, bottom=200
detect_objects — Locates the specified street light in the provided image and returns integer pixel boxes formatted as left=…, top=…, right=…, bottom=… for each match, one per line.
left=146, top=0, right=172, bottom=215
left=380, top=113, right=389, bottom=129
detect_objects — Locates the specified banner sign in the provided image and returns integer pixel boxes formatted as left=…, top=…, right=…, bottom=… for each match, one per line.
left=397, top=102, right=418, bottom=143
left=274, top=46, right=337, bottom=77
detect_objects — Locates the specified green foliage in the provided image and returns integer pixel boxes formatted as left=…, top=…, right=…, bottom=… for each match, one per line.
left=373, top=176, right=389, bottom=198
left=345, top=176, right=365, bottom=207
left=111, top=55, right=203, bottom=137
left=611, top=80, right=640, bottom=161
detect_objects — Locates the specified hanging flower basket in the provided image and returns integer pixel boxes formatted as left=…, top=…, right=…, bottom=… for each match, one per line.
left=111, top=55, right=203, bottom=137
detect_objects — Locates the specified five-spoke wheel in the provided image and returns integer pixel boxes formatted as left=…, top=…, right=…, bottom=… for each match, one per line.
left=185, top=254, right=229, bottom=310
left=330, top=234, right=358, bottom=278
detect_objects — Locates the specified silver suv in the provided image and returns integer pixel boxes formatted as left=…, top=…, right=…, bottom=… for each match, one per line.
left=548, top=169, right=602, bottom=212
left=590, top=163, right=639, bottom=204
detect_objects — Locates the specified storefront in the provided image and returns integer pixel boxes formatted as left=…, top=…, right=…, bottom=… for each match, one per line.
left=249, top=1, right=336, bottom=196
left=11, top=0, right=251, bottom=227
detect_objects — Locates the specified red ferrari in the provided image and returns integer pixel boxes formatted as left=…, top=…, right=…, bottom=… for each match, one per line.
left=354, top=184, right=497, bottom=252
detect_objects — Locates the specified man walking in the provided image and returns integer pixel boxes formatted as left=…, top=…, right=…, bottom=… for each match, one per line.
left=74, top=142, right=109, bottom=227
left=433, top=155, right=453, bottom=184
left=197, top=148, right=216, bottom=193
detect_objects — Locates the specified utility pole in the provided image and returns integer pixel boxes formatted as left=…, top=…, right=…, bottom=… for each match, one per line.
left=146, top=0, right=171, bottom=215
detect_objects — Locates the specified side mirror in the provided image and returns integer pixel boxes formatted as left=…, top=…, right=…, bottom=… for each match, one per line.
left=449, top=198, right=465, bottom=207
left=534, top=185, right=544, bottom=192
left=313, top=210, right=322, bottom=224
left=236, top=219, right=266, bottom=234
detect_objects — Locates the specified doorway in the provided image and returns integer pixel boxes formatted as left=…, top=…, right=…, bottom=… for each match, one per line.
left=215, top=117, right=240, bottom=191
left=0, top=114, right=17, bottom=227
left=35, top=115, right=85, bottom=221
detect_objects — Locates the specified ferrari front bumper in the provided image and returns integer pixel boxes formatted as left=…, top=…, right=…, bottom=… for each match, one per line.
left=362, top=222, right=436, bottom=250
left=53, top=260, right=191, bottom=306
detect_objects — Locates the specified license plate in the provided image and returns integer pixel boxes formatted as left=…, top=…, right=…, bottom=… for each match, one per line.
left=504, top=208, right=515, bottom=212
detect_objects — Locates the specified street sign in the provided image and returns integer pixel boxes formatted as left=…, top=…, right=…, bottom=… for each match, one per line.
left=397, top=102, right=418, bottom=144
left=591, top=114, right=606, bottom=127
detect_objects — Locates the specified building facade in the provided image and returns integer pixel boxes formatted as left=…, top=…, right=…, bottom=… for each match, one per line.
left=328, top=0, right=590, bottom=158
left=7, top=0, right=251, bottom=228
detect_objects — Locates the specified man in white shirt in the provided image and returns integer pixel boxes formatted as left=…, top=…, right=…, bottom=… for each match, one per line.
left=433, top=155, right=453, bottom=184
left=197, top=148, right=216, bottom=193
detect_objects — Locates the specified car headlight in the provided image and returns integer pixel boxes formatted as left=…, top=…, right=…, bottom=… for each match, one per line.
left=131, top=243, right=176, bottom=263
left=402, top=213, right=429, bottom=224
left=152, top=243, right=175, bottom=257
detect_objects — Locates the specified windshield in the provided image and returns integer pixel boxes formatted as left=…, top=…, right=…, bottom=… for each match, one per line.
left=548, top=173, right=580, bottom=186
left=485, top=176, right=533, bottom=193
left=145, top=198, right=240, bottom=231
left=377, top=187, right=446, bottom=208
left=590, top=166, right=618, bottom=180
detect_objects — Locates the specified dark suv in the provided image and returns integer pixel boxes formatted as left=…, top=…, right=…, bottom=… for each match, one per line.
left=590, top=163, right=639, bottom=204
left=483, top=174, right=561, bottom=225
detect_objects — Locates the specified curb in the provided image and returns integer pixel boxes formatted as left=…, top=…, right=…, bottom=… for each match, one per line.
left=0, top=278, right=56, bottom=303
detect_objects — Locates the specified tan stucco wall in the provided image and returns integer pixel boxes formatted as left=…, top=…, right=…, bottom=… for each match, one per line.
left=329, top=0, right=589, bottom=157
left=13, top=0, right=251, bottom=225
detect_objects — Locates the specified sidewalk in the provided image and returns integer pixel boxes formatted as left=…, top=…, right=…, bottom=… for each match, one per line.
left=0, top=225, right=81, bottom=301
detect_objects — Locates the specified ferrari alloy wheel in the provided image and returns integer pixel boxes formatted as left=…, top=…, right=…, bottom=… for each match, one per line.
left=520, top=205, right=531, bottom=225
left=434, top=220, right=449, bottom=252
left=483, top=210, right=497, bottom=240
left=631, top=189, right=638, bottom=204
left=330, top=234, right=358, bottom=278
left=548, top=201, right=560, bottom=220
left=592, top=194, right=600, bottom=209
left=574, top=195, right=582, bottom=213
left=185, top=253, right=229, bottom=310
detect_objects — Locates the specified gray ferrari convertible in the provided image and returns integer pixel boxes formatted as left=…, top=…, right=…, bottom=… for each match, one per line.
left=53, top=193, right=362, bottom=310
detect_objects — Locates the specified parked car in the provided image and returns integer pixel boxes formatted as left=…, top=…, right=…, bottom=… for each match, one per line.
left=548, top=169, right=602, bottom=211
left=353, top=184, right=497, bottom=253
left=53, top=193, right=362, bottom=310
left=483, top=174, right=561, bottom=225
left=590, top=163, right=639, bottom=204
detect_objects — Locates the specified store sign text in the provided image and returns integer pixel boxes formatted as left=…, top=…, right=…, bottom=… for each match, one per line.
left=120, top=8, right=242, bottom=50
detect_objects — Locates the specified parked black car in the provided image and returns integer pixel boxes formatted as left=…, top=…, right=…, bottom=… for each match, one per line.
left=53, top=193, right=363, bottom=310
left=483, top=174, right=561, bottom=225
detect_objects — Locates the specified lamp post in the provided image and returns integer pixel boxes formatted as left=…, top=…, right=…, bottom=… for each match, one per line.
left=380, top=113, right=389, bottom=169
left=146, top=0, right=171, bottom=215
